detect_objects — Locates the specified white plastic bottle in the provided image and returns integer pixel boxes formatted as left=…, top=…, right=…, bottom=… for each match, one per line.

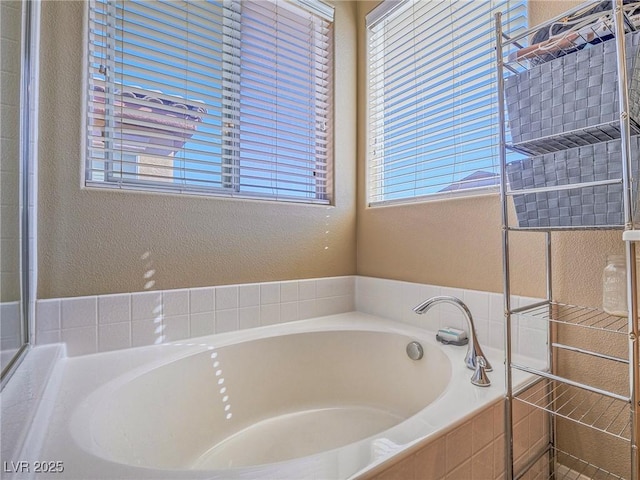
left=602, top=254, right=628, bottom=317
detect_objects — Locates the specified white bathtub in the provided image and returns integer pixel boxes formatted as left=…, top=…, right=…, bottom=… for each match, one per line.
left=33, top=312, right=526, bottom=479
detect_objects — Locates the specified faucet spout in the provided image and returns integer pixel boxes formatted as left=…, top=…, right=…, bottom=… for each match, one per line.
left=413, top=295, right=492, bottom=372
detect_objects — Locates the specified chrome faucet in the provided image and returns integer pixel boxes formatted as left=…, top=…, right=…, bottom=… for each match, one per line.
left=413, top=296, right=493, bottom=373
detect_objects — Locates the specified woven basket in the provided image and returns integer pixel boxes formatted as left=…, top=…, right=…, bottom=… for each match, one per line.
left=506, top=137, right=640, bottom=227
left=505, top=32, right=640, bottom=153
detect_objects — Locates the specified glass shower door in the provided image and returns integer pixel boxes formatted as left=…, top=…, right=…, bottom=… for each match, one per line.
left=1, top=0, right=34, bottom=386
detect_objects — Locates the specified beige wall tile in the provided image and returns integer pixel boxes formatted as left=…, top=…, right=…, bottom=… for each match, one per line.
left=375, top=455, right=415, bottom=480
left=446, top=459, right=471, bottom=479
left=471, top=443, right=494, bottom=480
left=414, top=437, right=446, bottom=480
left=494, top=434, right=506, bottom=478
left=472, top=406, right=495, bottom=454
left=446, top=421, right=473, bottom=473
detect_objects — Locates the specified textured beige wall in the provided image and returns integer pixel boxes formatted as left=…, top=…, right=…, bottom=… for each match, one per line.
left=528, top=0, right=581, bottom=30
left=37, top=1, right=357, bottom=299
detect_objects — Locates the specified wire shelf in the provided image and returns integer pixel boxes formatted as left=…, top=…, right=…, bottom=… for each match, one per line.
left=507, top=224, right=625, bottom=232
left=503, top=2, right=639, bottom=73
left=515, top=378, right=631, bottom=441
left=507, top=120, right=640, bottom=156
left=523, top=447, right=628, bottom=480
left=513, top=301, right=629, bottom=335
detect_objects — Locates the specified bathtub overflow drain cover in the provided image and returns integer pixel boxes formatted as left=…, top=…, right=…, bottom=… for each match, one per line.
left=406, top=341, right=424, bottom=360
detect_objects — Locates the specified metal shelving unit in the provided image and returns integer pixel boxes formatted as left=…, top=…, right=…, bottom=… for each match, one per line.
left=515, top=302, right=629, bottom=333
left=516, top=379, right=631, bottom=440
left=538, top=448, right=627, bottom=480
left=496, top=1, right=640, bottom=479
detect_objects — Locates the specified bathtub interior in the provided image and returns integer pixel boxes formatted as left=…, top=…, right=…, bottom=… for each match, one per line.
left=79, top=329, right=452, bottom=470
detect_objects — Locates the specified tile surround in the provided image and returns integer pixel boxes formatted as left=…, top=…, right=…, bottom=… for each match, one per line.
left=1, top=301, right=22, bottom=352
left=98, top=294, right=130, bottom=325
left=35, top=277, right=356, bottom=355
left=360, top=384, right=550, bottom=480
left=34, top=276, right=547, bottom=362
left=355, top=277, right=548, bottom=361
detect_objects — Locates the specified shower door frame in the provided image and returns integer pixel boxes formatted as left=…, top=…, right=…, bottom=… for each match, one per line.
left=1, top=0, right=38, bottom=389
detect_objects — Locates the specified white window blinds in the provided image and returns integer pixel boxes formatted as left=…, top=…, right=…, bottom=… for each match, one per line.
left=86, top=0, right=334, bottom=203
left=366, top=0, right=527, bottom=205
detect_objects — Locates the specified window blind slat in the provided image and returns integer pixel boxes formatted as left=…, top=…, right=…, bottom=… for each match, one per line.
left=367, top=0, right=526, bottom=203
left=372, top=131, right=499, bottom=178
left=370, top=20, right=498, bottom=97
left=111, top=31, right=225, bottom=72
left=376, top=118, right=498, bottom=163
left=373, top=78, right=497, bottom=136
left=236, top=0, right=331, bottom=201
left=87, top=0, right=333, bottom=203
left=116, top=9, right=225, bottom=50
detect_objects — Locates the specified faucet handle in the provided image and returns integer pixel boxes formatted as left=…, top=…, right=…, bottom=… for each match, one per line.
left=466, top=344, right=493, bottom=372
left=471, top=356, right=491, bottom=387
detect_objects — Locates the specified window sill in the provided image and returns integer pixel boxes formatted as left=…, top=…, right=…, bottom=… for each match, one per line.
left=367, top=186, right=500, bottom=209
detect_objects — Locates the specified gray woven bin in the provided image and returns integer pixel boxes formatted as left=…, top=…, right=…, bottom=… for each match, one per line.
left=505, top=32, right=640, bottom=154
left=507, top=136, right=640, bottom=227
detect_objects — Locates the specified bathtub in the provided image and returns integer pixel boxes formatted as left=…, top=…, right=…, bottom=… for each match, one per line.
left=31, top=312, right=529, bottom=479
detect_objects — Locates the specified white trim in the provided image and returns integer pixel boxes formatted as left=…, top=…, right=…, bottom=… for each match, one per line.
left=292, top=0, right=334, bottom=21
left=368, top=185, right=499, bottom=208
left=84, top=180, right=332, bottom=205
left=365, top=0, right=406, bottom=30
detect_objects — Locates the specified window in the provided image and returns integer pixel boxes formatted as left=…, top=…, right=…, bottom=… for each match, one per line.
left=86, top=0, right=333, bottom=204
left=366, top=0, right=527, bottom=205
